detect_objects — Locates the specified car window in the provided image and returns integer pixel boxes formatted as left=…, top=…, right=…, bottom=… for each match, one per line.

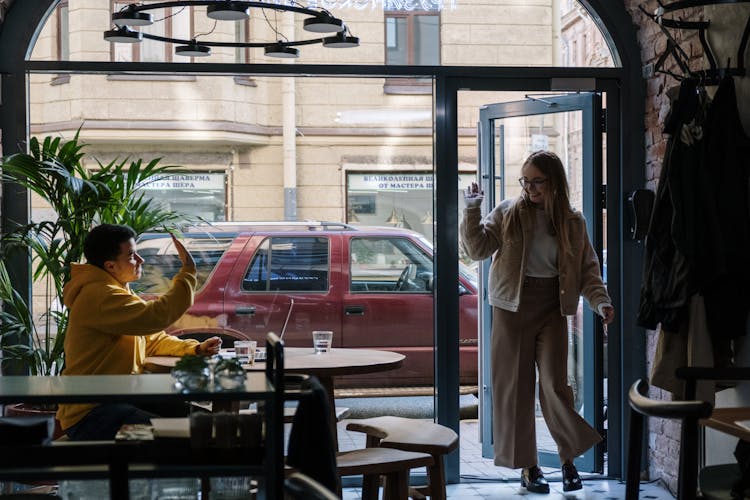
left=242, top=236, right=329, bottom=292
left=133, top=236, right=233, bottom=294
left=350, top=237, right=433, bottom=293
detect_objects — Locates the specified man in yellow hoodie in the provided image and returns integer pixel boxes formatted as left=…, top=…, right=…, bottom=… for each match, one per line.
left=57, top=224, right=222, bottom=440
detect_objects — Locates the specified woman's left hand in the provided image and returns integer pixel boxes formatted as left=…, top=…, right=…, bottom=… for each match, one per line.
left=600, top=305, right=615, bottom=325
left=197, top=336, right=222, bottom=356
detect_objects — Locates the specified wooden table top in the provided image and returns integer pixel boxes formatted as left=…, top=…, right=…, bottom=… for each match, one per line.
left=701, top=407, right=750, bottom=442
left=145, top=347, right=405, bottom=378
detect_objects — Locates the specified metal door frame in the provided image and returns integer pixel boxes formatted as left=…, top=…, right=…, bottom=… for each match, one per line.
left=475, top=92, right=604, bottom=472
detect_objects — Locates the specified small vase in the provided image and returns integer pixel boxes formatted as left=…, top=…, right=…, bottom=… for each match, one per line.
left=171, top=367, right=210, bottom=391
left=215, top=369, right=246, bottom=391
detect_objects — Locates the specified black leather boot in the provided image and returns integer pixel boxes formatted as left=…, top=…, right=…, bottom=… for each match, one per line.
left=562, top=463, right=583, bottom=492
left=521, top=465, right=550, bottom=494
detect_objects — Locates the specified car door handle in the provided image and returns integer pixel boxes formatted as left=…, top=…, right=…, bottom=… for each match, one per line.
left=235, top=306, right=256, bottom=316
left=345, top=305, right=365, bottom=316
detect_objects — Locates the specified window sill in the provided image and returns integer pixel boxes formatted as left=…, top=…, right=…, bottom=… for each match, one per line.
left=51, top=74, right=70, bottom=86
left=383, top=77, right=432, bottom=95
left=106, top=74, right=197, bottom=82
left=233, top=76, right=257, bottom=87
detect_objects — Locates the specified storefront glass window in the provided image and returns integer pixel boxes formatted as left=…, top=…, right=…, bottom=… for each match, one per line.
left=346, top=172, right=475, bottom=243
left=140, top=173, right=226, bottom=222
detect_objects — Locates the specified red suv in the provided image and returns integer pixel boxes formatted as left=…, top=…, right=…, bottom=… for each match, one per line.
left=135, top=222, right=478, bottom=388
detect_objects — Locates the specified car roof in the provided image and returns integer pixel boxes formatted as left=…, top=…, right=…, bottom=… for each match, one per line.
left=138, top=221, right=426, bottom=239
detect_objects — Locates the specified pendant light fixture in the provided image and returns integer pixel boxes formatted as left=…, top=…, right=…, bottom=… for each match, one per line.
left=264, top=43, right=299, bottom=59
left=323, top=31, right=361, bottom=49
left=175, top=41, right=212, bottom=57
left=103, top=26, right=143, bottom=43
left=207, top=2, right=249, bottom=21
left=105, top=2, right=359, bottom=59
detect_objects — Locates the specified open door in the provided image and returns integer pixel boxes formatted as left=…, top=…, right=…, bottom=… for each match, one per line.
left=477, top=93, right=605, bottom=472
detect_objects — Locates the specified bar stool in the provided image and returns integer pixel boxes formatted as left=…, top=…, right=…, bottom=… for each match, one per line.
left=344, top=416, right=458, bottom=500
left=336, top=447, right=434, bottom=500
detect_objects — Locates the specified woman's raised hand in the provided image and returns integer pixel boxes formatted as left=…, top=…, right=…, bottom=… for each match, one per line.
left=464, top=182, right=484, bottom=208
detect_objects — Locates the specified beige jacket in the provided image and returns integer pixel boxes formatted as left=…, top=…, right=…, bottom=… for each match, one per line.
left=460, top=198, right=610, bottom=315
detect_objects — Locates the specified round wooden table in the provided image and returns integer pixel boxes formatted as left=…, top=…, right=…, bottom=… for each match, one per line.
left=145, top=347, right=405, bottom=448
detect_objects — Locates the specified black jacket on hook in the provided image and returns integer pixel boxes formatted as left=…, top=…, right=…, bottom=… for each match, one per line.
left=638, top=78, right=708, bottom=331
left=639, top=75, right=750, bottom=343
left=699, top=75, right=750, bottom=341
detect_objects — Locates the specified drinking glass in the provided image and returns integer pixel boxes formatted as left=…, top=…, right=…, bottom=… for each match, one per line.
left=311, top=331, right=333, bottom=354
left=233, top=340, right=256, bottom=364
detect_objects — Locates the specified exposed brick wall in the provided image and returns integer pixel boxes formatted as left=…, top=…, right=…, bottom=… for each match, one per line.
left=622, top=1, right=706, bottom=494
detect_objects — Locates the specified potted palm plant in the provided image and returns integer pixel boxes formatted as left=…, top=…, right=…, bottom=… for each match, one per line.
left=0, top=132, right=188, bottom=381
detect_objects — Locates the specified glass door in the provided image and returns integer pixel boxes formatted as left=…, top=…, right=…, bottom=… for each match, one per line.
left=476, top=93, right=605, bottom=472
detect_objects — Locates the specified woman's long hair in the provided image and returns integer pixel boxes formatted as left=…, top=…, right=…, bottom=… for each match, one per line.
left=502, top=150, right=574, bottom=255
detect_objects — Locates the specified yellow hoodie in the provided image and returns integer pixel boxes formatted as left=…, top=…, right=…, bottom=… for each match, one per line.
left=56, top=262, right=200, bottom=431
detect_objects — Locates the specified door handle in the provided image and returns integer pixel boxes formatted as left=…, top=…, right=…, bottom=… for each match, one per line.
left=345, top=305, right=365, bottom=316
left=235, top=306, right=256, bottom=316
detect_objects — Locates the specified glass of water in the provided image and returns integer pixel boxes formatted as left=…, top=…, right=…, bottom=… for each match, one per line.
left=233, top=340, right=256, bottom=364
left=311, top=330, right=333, bottom=354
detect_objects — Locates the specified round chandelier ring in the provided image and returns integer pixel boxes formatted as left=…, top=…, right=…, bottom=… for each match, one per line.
left=137, top=30, right=329, bottom=48
left=106, top=0, right=359, bottom=58
left=116, top=1, right=342, bottom=23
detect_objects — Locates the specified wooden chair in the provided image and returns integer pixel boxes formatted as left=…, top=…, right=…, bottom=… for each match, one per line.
left=284, top=472, right=340, bottom=500
left=336, top=447, right=433, bottom=500
left=675, top=366, right=750, bottom=500
left=625, top=378, right=713, bottom=500
left=344, top=416, right=458, bottom=500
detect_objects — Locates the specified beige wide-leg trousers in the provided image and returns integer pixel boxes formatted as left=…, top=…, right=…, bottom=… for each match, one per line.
left=491, top=276, right=602, bottom=469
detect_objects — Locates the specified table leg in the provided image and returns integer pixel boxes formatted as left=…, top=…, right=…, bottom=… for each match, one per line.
left=318, top=376, right=339, bottom=452
left=213, top=400, right=240, bottom=413
left=109, top=461, right=129, bottom=500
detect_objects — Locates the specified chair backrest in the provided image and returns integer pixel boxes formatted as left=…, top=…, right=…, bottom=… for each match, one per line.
left=676, top=366, right=750, bottom=400
left=625, top=379, right=713, bottom=500
left=284, top=472, right=340, bottom=500
left=265, top=332, right=285, bottom=500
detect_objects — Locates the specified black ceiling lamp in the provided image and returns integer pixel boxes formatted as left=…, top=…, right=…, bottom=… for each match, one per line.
left=207, top=2, right=249, bottom=21
left=103, top=26, right=143, bottom=43
left=112, top=6, right=153, bottom=27
left=175, top=41, right=212, bottom=57
left=323, top=30, right=360, bottom=49
left=263, top=43, right=299, bottom=59
left=302, top=14, right=344, bottom=33
left=104, top=1, right=359, bottom=59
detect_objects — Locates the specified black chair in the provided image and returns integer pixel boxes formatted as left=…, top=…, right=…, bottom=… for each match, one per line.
left=675, top=367, right=750, bottom=401
left=284, top=472, right=340, bottom=500
left=265, top=332, right=287, bottom=500
left=626, top=379, right=713, bottom=500
left=676, top=367, right=750, bottom=499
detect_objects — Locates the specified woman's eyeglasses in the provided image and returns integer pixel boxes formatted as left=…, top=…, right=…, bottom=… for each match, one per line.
left=518, top=178, right=548, bottom=188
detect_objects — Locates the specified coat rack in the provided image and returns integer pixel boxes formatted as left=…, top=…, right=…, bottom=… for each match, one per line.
left=639, top=0, right=750, bottom=84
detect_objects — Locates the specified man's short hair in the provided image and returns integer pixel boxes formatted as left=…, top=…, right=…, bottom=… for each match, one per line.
left=84, top=224, right=137, bottom=269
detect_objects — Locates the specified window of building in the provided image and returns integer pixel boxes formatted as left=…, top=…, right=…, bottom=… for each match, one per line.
left=242, top=237, right=329, bottom=292
left=383, top=10, right=439, bottom=93
left=139, top=172, right=227, bottom=222
left=346, top=172, right=475, bottom=243
left=385, top=11, right=439, bottom=65
left=57, top=1, right=69, bottom=61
